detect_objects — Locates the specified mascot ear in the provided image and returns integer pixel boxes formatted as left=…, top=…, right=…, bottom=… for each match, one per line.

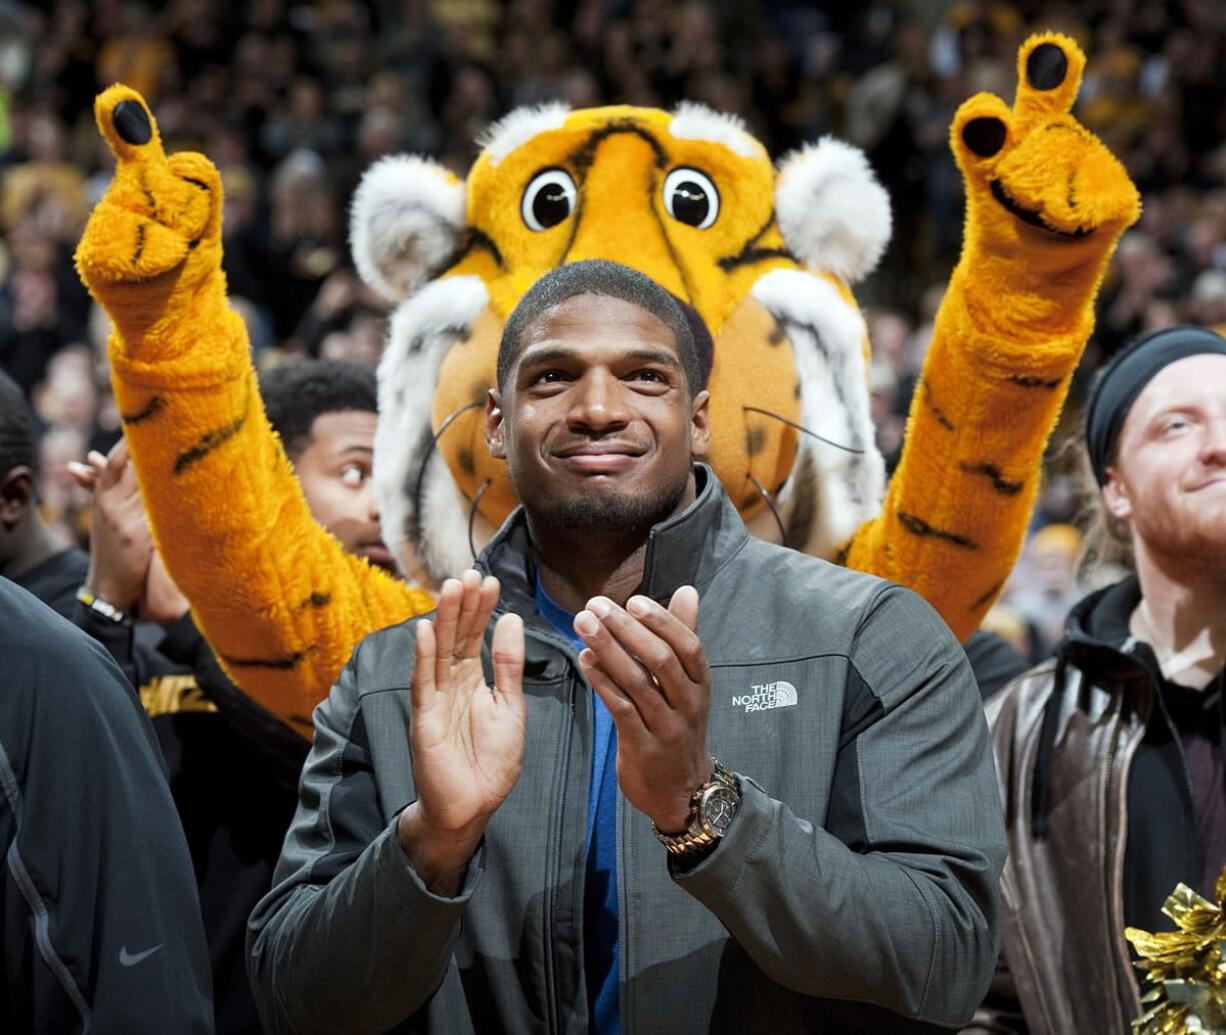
left=775, top=138, right=892, bottom=284
left=350, top=155, right=466, bottom=302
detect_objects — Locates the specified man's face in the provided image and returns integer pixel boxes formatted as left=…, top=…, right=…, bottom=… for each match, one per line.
left=486, top=293, right=710, bottom=533
left=293, top=410, right=394, bottom=571
left=1104, top=354, right=1226, bottom=563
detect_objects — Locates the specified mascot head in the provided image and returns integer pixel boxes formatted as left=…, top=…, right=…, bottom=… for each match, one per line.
left=351, top=103, right=892, bottom=585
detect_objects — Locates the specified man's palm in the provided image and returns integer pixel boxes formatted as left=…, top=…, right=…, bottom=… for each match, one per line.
left=410, top=573, right=525, bottom=833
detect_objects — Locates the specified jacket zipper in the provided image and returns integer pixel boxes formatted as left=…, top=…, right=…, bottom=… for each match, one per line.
left=543, top=670, right=577, bottom=1034
left=1104, top=701, right=1147, bottom=1018
left=616, top=789, right=630, bottom=1029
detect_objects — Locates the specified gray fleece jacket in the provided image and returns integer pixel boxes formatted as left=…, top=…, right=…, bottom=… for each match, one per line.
left=247, top=466, right=1005, bottom=1034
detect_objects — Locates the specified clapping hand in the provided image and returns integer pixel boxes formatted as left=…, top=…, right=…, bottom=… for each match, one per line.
left=397, top=571, right=525, bottom=892
left=574, top=586, right=713, bottom=834
left=68, top=438, right=189, bottom=625
left=68, top=439, right=153, bottom=612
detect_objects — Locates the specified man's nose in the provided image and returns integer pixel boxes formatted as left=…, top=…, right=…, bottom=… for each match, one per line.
left=362, top=480, right=381, bottom=524
left=1202, top=414, right=1226, bottom=466
left=568, top=371, right=629, bottom=431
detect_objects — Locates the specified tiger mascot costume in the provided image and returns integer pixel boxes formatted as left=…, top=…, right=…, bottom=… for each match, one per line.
left=75, top=33, right=1139, bottom=735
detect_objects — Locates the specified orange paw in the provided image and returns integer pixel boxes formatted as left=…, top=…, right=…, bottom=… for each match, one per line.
left=75, top=85, right=223, bottom=296
left=951, top=33, right=1140, bottom=246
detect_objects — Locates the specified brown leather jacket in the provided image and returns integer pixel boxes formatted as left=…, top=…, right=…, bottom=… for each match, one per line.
left=970, top=579, right=1163, bottom=1034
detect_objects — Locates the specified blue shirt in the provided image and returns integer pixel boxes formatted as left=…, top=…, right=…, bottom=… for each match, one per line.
left=535, top=581, right=620, bottom=1034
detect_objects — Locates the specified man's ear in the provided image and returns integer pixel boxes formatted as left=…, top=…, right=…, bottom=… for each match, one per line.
left=486, top=388, right=507, bottom=459
left=1101, top=468, right=1132, bottom=522
left=0, top=467, right=35, bottom=528
left=690, top=389, right=711, bottom=458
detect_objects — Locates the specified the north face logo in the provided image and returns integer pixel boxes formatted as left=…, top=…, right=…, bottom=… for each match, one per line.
left=731, top=681, right=798, bottom=713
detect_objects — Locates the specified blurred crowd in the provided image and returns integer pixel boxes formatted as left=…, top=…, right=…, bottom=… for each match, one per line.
left=1, top=0, right=1224, bottom=652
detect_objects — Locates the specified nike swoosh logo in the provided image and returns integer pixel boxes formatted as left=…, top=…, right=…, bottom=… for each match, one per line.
left=119, top=944, right=163, bottom=967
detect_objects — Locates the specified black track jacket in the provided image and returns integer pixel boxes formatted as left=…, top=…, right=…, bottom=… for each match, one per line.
left=0, top=577, right=213, bottom=1032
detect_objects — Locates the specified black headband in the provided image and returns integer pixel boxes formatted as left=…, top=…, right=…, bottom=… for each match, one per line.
left=1085, top=324, right=1226, bottom=485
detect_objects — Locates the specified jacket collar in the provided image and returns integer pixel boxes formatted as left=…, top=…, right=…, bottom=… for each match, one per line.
left=475, top=463, right=748, bottom=623
left=1060, top=576, right=1155, bottom=693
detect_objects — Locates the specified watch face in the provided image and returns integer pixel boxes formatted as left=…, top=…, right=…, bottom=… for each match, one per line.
left=701, top=785, right=740, bottom=836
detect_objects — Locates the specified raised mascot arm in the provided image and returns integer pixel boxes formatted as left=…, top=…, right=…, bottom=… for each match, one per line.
left=844, top=34, right=1140, bottom=641
left=75, top=86, right=432, bottom=732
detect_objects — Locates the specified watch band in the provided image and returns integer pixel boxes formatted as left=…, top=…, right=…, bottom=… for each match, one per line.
left=76, top=585, right=134, bottom=627
left=653, top=759, right=741, bottom=857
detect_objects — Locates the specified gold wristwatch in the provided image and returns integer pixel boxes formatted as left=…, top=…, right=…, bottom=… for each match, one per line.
left=652, top=759, right=741, bottom=857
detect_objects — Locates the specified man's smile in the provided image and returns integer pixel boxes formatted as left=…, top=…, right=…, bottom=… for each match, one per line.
left=551, top=440, right=648, bottom=473
left=1186, top=474, right=1226, bottom=494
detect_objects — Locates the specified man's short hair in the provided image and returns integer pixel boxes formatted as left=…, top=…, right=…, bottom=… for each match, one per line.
left=496, top=260, right=703, bottom=397
left=0, top=371, right=37, bottom=480
left=260, top=359, right=378, bottom=461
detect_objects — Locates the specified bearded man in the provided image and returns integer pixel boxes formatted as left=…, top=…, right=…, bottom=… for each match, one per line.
left=248, top=260, right=1005, bottom=1034
left=977, top=325, right=1226, bottom=1034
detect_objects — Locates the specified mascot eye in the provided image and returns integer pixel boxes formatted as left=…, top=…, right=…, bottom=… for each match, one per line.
left=663, top=168, right=719, bottom=229
left=522, top=169, right=577, bottom=231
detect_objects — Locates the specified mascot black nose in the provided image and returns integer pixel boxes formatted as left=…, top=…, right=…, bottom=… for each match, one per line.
left=113, top=100, right=152, bottom=146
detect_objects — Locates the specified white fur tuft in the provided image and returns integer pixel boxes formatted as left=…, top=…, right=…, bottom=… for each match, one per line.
left=668, top=102, right=763, bottom=159
left=350, top=155, right=466, bottom=303
left=477, top=103, right=570, bottom=167
left=775, top=138, right=892, bottom=284
left=747, top=269, right=886, bottom=558
left=374, top=275, right=493, bottom=585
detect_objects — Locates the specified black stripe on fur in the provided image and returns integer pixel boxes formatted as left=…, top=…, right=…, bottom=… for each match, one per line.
left=897, top=510, right=977, bottom=549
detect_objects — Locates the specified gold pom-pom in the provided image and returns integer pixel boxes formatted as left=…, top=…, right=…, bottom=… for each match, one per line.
left=1125, top=867, right=1226, bottom=1033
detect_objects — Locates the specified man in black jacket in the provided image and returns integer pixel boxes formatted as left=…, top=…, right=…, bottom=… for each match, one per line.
left=64, top=359, right=387, bottom=1034
left=0, top=360, right=387, bottom=1033
left=0, top=576, right=213, bottom=1032
left=978, top=325, right=1226, bottom=1033
left=250, top=260, right=1005, bottom=1033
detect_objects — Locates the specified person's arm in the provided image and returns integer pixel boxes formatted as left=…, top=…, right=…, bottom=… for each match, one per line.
left=65, top=441, right=156, bottom=690
left=74, top=85, right=433, bottom=729
left=4, top=612, right=212, bottom=1032
left=576, top=584, right=1006, bottom=1028
left=246, top=652, right=478, bottom=1034
left=247, top=573, right=525, bottom=1035
left=159, top=610, right=312, bottom=784
left=678, top=586, right=1004, bottom=1025
left=71, top=598, right=139, bottom=687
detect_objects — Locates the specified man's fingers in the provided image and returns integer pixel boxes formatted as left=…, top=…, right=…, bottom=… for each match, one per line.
left=452, top=570, right=484, bottom=656
left=490, top=612, right=525, bottom=703
left=666, top=586, right=699, bottom=632
left=461, top=576, right=501, bottom=660
left=66, top=461, right=98, bottom=491
left=411, top=619, right=437, bottom=710
left=96, top=440, right=130, bottom=491
left=633, top=589, right=708, bottom=686
left=575, top=603, right=672, bottom=724
left=578, top=649, right=648, bottom=735
left=106, top=438, right=130, bottom=465
left=592, top=596, right=700, bottom=705
left=432, top=578, right=463, bottom=668
left=116, top=453, right=142, bottom=497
